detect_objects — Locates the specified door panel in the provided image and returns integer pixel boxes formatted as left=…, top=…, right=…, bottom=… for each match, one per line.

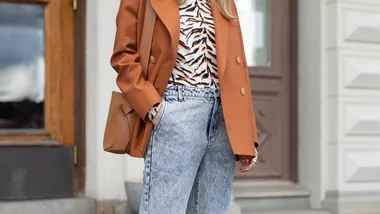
left=0, top=0, right=78, bottom=199
left=0, top=147, right=73, bottom=200
left=235, top=0, right=293, bottom=180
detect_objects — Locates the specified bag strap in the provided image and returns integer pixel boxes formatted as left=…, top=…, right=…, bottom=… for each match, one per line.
left=140, top=0, right=157, bottom=78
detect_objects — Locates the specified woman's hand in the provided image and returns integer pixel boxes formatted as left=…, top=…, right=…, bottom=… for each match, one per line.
left=240, top=148, right=258, bottom=173
left=152, top=105, right=163, bottom=126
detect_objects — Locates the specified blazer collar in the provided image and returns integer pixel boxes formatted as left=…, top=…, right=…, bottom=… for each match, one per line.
left=150, top=0, right=180, bottom=51
left=150, top=0, right=230, bottom=80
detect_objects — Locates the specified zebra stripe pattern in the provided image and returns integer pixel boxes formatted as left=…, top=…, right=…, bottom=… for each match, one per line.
left=168, top=0, right=219, bottom=88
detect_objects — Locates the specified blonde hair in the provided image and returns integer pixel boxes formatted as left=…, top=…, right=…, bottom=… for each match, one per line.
left=177, top=0, right=236, bottom=19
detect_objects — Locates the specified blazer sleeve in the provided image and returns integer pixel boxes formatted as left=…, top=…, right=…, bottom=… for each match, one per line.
left=110, top=0, right=161, bottom=121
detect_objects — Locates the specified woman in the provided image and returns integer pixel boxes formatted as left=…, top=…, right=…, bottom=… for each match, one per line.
left=111, top=0, right=259, bottom=213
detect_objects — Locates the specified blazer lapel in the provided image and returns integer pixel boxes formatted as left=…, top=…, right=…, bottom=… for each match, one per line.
left=212, top=0, right=229, bottom=81
left=150, top=0, right=180, bottom=51
left=150, top=0, right=229, bottom=80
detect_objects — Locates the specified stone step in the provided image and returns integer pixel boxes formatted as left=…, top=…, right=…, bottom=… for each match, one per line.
left=244, top=210, right=331, bottom=214
left=0, top=198, right=96, bottom=214
left=233, top=181, right=311, bottom=213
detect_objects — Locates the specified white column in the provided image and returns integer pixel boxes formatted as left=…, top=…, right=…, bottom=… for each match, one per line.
left=85, top=0, right=132, bottom=201
left=299, top=0, right=380, bottom=212
left=322, top=0, right=380, bottom=213
left=298, top=0, right=326, bottom=209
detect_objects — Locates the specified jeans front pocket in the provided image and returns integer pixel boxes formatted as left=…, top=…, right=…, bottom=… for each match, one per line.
left=152, top=98, right=167, bottom=132
left=141, top=99, right=167, bottom=213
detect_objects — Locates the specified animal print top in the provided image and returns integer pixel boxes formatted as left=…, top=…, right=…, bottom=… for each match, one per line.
left=168, top=0, right=218, bottom=88
left=147, top=0, right=218, bottom=121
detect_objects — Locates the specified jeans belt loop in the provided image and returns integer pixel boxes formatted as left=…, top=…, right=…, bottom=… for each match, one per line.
left=178, top=86, right=184, bottom=102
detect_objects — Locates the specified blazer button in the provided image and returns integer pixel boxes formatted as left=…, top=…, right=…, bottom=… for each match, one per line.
left=150, top=56, right=156, bottom=64
left=240, top=87, right=246, bottom=95
left=236, top=56, right=241, bottom=64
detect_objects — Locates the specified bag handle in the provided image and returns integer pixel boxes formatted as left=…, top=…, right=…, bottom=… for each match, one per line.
left=140, top=0, right=157, bottom=78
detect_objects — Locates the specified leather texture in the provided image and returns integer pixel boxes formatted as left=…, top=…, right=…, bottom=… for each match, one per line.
left=103, top=0, right=156, bottom=155
left=110, top=0, right=259, bottom=160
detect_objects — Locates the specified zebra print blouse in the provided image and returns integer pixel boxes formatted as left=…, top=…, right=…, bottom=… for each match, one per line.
left=147, top=0, right=218, bottom=121
left=168, top=0, right=218, bottom=88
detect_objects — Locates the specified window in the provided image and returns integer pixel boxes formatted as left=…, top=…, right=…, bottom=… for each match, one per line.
left=0, top=0, right=75, bottom=146
left=0, top=3, right=45, bottom=129
left=236, top=0, right=272, bottom=67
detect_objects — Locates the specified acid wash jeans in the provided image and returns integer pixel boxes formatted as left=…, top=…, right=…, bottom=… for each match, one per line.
left=139, top=86, right=236, bottom=214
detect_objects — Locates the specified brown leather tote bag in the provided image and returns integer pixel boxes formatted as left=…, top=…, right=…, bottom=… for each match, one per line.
left=103, top=0, right=156, bottom=154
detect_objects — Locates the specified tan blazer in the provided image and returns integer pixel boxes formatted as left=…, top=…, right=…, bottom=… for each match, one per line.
left=111, top=0, right=259, bottom=160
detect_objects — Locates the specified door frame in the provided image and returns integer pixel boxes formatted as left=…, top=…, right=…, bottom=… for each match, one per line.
left=73, top=0, right=86, bottom=196
left=0, top=0, right=86, bottom=198
left=289, top=0, right=298, bottom=182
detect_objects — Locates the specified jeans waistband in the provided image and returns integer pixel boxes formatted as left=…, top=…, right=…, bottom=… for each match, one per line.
left=164, top=86, right=220, bottom=99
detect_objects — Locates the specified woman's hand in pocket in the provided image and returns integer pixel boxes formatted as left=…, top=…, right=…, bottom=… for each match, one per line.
left=152, top=104, right=163, bottom=126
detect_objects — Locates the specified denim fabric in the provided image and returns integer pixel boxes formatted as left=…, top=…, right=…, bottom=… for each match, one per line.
left=139, top=86, right=236, bottom=214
